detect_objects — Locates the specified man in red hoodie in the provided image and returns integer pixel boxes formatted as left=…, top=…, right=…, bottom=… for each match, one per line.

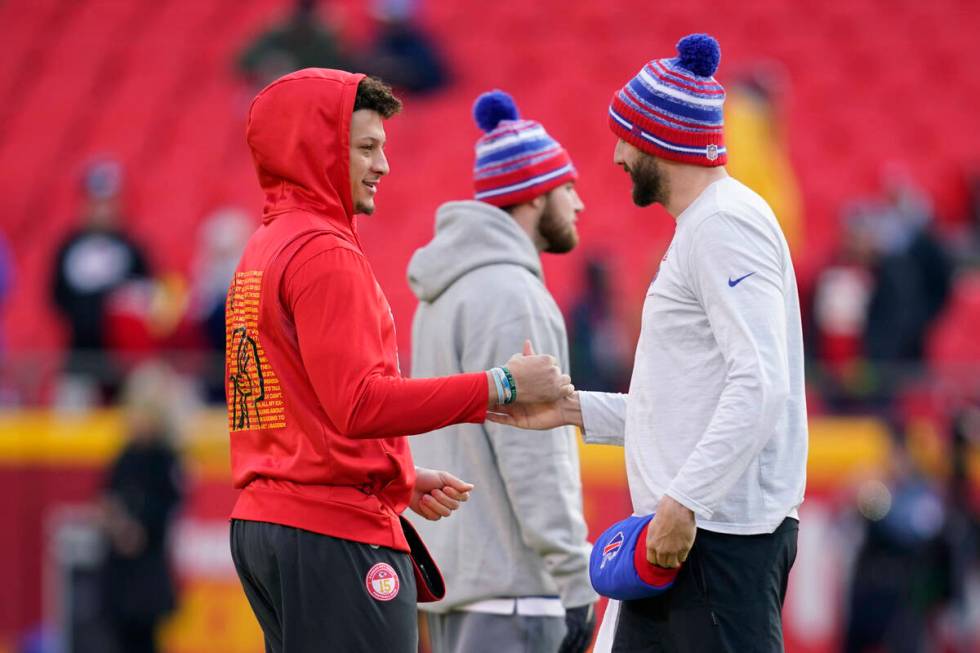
left=226, top=68, right=571, bottom=653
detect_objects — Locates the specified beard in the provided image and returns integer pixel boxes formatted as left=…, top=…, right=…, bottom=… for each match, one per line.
left=354, top=196, right=375, bottom=215
left=628, top=154, right=668, bottom=207
left=538, top=197, right=579, bottom=254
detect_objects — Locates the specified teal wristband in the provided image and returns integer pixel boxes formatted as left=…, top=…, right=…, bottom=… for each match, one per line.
left=501, top=367, right=517, bottom=404
left=499, top=368, right=513, bottom=404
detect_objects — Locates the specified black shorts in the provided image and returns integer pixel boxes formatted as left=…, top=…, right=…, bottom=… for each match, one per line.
left=612, top=517, right=799, bottom=653
left=230, top=519, right=418, bottom=653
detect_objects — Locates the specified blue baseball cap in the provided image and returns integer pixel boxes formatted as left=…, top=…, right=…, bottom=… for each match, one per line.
left=589, top=514, right=680, bottom=601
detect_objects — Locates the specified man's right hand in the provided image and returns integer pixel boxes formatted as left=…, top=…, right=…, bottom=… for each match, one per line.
left=487, top=392, right=582, bottom=430
left=504, top=340, right=573, bottom=404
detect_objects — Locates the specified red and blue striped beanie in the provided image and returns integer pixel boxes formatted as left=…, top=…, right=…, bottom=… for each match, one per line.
left=609, top=34, right=727, bottom=167
left=472, top=90, right=577, bottom=208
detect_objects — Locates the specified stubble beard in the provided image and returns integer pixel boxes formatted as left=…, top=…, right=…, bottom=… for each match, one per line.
left=354, top=197, right=375, bottom=215
left=538, top=197, right=578, bottom=254
left=629, top=155, right=669, bottom=208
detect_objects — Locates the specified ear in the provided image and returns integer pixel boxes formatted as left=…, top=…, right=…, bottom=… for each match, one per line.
left=528, top=194, right=547, bottom=213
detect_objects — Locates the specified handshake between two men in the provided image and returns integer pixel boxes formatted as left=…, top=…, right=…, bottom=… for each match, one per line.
left=485, top=341, right=697, bottom=573
left=486, top=340, right=576, bottom=408
left=490, top=340, right=697, bottom=575
left=417, top=338, right=693, bottom=575
left=409, top=339, right=574, bottom=521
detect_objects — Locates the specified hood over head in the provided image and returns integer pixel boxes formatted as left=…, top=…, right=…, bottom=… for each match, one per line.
left=408, top=200, right=542, bottom=303
left=246, top=68, right=365, bottom=232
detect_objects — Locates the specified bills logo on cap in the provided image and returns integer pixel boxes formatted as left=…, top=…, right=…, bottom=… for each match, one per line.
left=365, top=563, right=400, bottom=601
left=601, top=531, right=625, bottom=569
left=590, top=513, right=680, bottom=601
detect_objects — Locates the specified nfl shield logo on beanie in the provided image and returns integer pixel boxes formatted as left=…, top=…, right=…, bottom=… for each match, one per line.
left=589, top=514, right=680, bottom=601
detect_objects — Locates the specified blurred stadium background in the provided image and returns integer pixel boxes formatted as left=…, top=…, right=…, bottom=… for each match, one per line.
left=0, top=0, right=978, bottom=651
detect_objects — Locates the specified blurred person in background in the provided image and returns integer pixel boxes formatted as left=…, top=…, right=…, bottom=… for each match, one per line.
left=807, top=201, right=878, bottom=411
left=51, top=158, right=152, bottom=406
left=944, top=407, right=980, bottom=652
left=100, top=361, right=185, bottom=653
left=227, top=70, right=572, bottom=652
left=358, top=0, right=449, bottom=95
left=568, top=258, right=631, bottom=393
left=862, top=166, right=953, bottom=382
left=723, top=63, right=803, bottom=255
left=408, top=90, right=596, bottom=653
left=102, top=274, right=189, bottom=367
left=100, top=209, right=255, bottom=403
left=238, top=0, right=350, bottom=89
left=492, top=34, right=808, bottom=652
left=188, top=207, right=254, bottom=401
left=843, top=429, right=955, bottom=653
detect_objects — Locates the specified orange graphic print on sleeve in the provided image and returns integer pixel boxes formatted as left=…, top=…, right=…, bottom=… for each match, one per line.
left=226, top=271, right=286, bottom=432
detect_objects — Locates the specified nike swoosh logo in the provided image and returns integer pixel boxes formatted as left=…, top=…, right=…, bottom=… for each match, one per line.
left=728, top=272, right=756, bottom=287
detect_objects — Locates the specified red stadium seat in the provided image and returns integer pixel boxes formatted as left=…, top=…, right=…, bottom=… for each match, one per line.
left=1, top=0, right=979, bottom=356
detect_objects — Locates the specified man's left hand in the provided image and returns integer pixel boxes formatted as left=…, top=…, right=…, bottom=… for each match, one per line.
left=646, top=495, right=697, bottom=568
left=410, top=468, right=474, bottom=521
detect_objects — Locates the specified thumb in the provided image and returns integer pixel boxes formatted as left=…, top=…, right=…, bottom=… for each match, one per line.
left=523, top=339, right=535, bottom=356
left=439, top=470, right=475, bottom=493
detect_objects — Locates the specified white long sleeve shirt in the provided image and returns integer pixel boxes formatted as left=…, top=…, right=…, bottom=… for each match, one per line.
left=581, top=177, right=807, bottom=535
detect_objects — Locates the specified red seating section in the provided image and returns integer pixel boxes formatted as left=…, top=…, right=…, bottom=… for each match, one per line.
left=1, top=0, right=979, bottom=376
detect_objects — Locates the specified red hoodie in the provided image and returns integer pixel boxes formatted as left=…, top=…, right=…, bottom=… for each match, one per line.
left=226, top=69, right=488, bottom=552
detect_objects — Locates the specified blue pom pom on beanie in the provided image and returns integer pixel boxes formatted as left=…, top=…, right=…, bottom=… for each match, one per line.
left=675, top=33, right=721, bottom=77
left=473, top=90, right=520, bottom=133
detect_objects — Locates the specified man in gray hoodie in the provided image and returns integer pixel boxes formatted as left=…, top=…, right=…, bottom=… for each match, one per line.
left=407, top=90, right=597, bottom=653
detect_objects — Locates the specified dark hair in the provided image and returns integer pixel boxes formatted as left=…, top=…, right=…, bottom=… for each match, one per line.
left=353, top=76, right=402, bottom=118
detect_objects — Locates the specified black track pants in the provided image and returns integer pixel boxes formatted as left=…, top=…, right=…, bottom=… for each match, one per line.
left=612, top=517, right=799, bottom=653
left=230, top=519, right=418, bottom=653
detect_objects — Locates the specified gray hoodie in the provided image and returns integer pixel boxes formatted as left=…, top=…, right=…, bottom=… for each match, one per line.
left=406, top=200, right=596, bottom=613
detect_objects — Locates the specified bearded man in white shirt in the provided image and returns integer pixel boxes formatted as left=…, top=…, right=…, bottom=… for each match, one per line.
left=490, top=33, right=808, bottom=652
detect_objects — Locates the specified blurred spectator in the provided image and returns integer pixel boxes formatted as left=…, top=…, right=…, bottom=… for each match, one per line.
left=94, top=208, right=252, bottom=404
left=863, top=167, right=953, bottom=366
left=844, top=434, right=955, bottom=653
left=808, top=201, right=878, bottom=410
left=238, top=0, right=350, bottom=89
left=724, top=64, right=803, bottom=254
left=189, top=208, right=253, bottom=354
left=100, top=362, right=185, bottom=653
left=51, top=159, right=151, bottom=406
left=103, top=274, right=189, bottom=365
left=188, top=207, right=253, bottom=400
left=358, top=0, right=449, bottom=95
left=944, top=407, right=980, bottom=652
left=813, top=175, right=954, bottom=411
left=950, top=407, right=980, bottom=516
left=568, top=258, right=630, bottom=392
